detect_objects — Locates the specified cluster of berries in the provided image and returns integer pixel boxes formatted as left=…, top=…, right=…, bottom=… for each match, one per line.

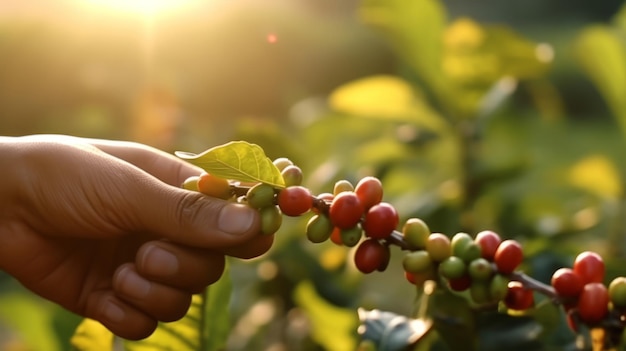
left=551, top=251, right=626, bottom=331
left=180, top=156, right=626, bottom=336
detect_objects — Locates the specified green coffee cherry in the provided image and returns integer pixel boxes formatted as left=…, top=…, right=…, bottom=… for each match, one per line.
left=333, top=179, right=355, bottom=195
left=439, top=256, right=467, bottom=280
left=281, top=165, right=303, bottom=187
left=273, top=157, right=294, bottom=172
left=470, top=282, right=491, bottom=305
left=468, top=258, right=494, bottom=282
left=458, top=242, right=482, bottom=263
left=182, top=175, right=200, bottom=191
left=609, top=276, right=626, bottom=308
left=451, top=232, right=473, bottom=257
left=402, top=218, right=431, bottom=250
left=403, top=250, right=433, bottom=274
left=426, top=233, right=451, bottom=262
left=340, top=226, right=363, bottom=247
left=305, top=214, right=333, bottom=243
left=247, top=183, right=276, bottom=209
left=490, top=274, right=510, bottom=301
left=260, top=206, right=282, bottom=235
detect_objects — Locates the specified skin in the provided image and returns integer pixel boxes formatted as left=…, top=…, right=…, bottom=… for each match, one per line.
left=0, top=134, right=274, bottom=340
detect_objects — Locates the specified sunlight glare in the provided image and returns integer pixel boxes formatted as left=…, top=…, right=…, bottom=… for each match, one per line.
left=84, top=0, right=187, bottom=15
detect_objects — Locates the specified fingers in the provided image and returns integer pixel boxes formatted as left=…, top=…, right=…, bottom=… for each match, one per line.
left=135, top=241, right=226, bottom=293
left=86, top=290, right=158, bottom=340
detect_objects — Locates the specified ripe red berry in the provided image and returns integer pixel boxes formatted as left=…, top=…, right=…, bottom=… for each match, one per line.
left=330, top=227, right=343, bottom=245
left=551, top=268, right=583, bottom=299
left=577, top=282, right=609, bottom=325
left=474, top=230, right=502, bottom=261
left=329, top=192, right=364, bottom=229
left=277, top=186, right=313, bottom=216
left=448, top=275, right=472, bottom=291
left=354, top=239, right=390, bottom=274
left=504, top=281, right=534, bottom=310
left=362, top=202, right=399, bottom=239
left=494, top=240, right=523, bottom=274
left=354, top=176, right=383, bottom=210
left=573, top=251, right=605, bottom=284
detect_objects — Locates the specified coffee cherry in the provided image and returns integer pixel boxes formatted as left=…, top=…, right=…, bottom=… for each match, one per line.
left=504, top=281, right=534, bottom=311
left=474, top=230, right=502, bottom=261
left=197, top=173, right=232, bottom=200
left=403, top=250, right=433, bottom=274
left=246, top=183, right=276, bottom=209
left=489, top=274, right=510, bottom=301
left=425, top=233, right=452, bottom=262
left=273, top=157, right=294, bottom=171
left=354, top=176, right=383, bottom=210
left=330, top=227, right=343, bottom=245
left=551, top=268, right=583, bottom=299
left=260, top=205, right=282, bottom=235
left=281, top=165, right=303, bottom=186
left=340, top=226, right=363, bottom=247
left=329, top=192, right=364, bottom=229
left=402, top=218, right=430, bottom=250
left=452, top=232, right=481, bottom=262
left=354, top=239, right=390, bottom=274
left=363, top=202, right=398, bottom=239
left=333, top=179, right=354, bottom=195
left=573, top=251, right=605, bottom=284
left=277, top=186, right=313, bottom=216
left=182, top=175, right=200, bottom=191
left=439, top=256, right=466, bottom=280
left=608, top=277, right=626, bottom=309
left=448, top=275, right=472, bottom=291
left=577, top=282, right=609, bottom=325
left=494, top=240, right=523, bottom=274
left=468, top=258, right=494, bottom=282
left=470, top=282, right=491, bottom=305
left=405, top=269, right=436, bottom=286
left=305, top=214, right=333, bottom=243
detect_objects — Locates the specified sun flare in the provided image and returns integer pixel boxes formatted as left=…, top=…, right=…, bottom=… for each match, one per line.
left=84, top=0, right=188, bottom=15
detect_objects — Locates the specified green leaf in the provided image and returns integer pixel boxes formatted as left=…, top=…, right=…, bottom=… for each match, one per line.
left=70, top=264, right=234, bottom=351
left=576, top=25, right=626, bottom=135
left=359, top=0, right=447, bottom=94
left=175, top=141, right=285, bottom=188
left=293, top=280, right=359, bottom=351
left=70, top=318, right=114, bottom=351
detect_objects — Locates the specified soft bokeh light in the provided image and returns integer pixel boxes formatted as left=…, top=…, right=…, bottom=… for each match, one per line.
left=83, top=0, right=190, bottom=15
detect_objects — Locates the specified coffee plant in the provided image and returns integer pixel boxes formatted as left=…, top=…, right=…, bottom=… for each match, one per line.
left=72, top=140, right=625, bottom=351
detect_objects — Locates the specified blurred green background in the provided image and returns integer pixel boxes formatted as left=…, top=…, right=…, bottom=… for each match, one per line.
left=1, top=0, right=626, bottom=350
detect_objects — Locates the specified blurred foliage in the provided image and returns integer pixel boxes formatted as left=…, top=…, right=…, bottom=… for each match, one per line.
left=3, top=0, right=626, bottom=350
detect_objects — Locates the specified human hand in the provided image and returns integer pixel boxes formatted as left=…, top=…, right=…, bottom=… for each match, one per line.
left=0, top=135, right=273, bottom=340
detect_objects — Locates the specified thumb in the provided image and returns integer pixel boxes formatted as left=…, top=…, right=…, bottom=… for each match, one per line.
left=129, top=183, right=261, bottom=248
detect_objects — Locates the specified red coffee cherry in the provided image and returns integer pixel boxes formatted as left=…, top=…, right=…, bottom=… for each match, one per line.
left=551, top=268, right=583, bottom=299
left=504, top=281, right=534, bottom=311
left=573, top=251, right=605, bottom=284
left=329, top=192, right=364, bottom=229
left=577, top=282, right=609, bottom=325
left=448, top=275, right=472, bottom=292
left=474, top=230, right=502, bottom=261
left=354, top=176, right=383, bottom=210
left=354, top=239, right=390, bottom=274
left=330, top=227, right=343, bottom=245
left=363, top=202, right=399, bottom=239
left=494, top=240, right=523, bottom=274
left=277, top=186, right=313, bottom=216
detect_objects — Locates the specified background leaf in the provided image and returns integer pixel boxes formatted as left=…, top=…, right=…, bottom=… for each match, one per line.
left=70, top=318, right=114, bottom=351
left=175, top=141, right=285, bottom=187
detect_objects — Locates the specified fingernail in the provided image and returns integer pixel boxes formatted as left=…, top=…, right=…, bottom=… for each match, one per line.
left=142, top=246, right=179, bottom=276
left=102, top=300, right=125, bottom=323
left=218, top=203, right=256, bottom=235
left=117, top=266, right=151, bottom=298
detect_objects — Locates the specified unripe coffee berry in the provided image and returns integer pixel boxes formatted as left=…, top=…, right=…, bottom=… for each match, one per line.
left=608, top=277, right=626, bottom=309
left=305, top=215, right=333, bottom=243
left=468, top=258, right=494, bottom=282
left=402, top=218, right=430, bottom=250
left=260, top=205, right=282, bottom=235
left=439, top=256, right=466, bottom=280
left=403, top=251, right=433, bottom=274
left=197, top=173, right=232, bottom=199
left=425, top=233, right=452, bottom=262
left=281, top=165, right=303, bottom=186
left=247, top=183, right=276, bottom=209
